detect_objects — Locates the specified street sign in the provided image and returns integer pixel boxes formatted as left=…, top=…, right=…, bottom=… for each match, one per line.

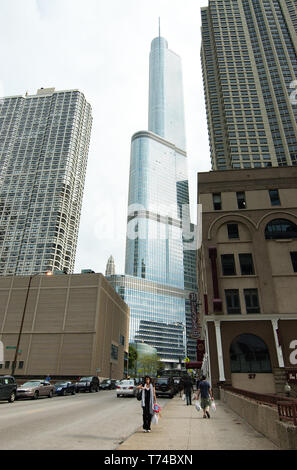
left=185, top=357, right=190, bottom=363
left=6, top=346, right=21, bottom=353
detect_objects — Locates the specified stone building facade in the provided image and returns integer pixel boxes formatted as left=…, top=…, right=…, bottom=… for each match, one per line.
left=198, top=167, right=297, bottom=395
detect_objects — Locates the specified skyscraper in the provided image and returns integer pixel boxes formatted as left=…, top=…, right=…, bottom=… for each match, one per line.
left=0, top=88, right=92, bottom=275
left=201, top=0, right=297, bottom=171
left=105, top=255, right=116, bottom=276
left=108, top=35, right=198, bottom=367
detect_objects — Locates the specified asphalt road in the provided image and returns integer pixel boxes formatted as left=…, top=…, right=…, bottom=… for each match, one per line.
left=0, top=390, right=168, bottom=450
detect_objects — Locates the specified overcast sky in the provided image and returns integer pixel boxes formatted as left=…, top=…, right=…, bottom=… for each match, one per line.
left=0, top=0, right=211, bottom=275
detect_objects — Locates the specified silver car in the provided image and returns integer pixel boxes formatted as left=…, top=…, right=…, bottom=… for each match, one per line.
left=17, top=380, right=55, bottom=400
left=116, top=379, right=137, bottom=397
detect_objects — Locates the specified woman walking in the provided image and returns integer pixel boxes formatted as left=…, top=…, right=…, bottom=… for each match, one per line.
left=137, top=376, right=157, bottom=433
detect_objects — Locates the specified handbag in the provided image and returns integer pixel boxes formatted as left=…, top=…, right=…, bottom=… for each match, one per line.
left=136, top=389, right=142, bottom=401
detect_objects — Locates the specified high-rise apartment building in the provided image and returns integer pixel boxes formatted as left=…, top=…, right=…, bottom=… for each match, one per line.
left=108, top=36, right=198, bottom=367
left=0, top=88, right=92, bottom=275
left=201, top=0, right=297, bottom=171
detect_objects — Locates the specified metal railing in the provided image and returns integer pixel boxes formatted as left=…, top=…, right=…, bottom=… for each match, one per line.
left=220, top=383, right=295, bottom=408
left=277, top=401, right=297, bottom=426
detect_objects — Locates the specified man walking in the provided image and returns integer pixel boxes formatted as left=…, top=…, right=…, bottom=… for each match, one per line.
left=196, top=375, right=213, bottom=418
left=183, top=374, right=194, bottom=406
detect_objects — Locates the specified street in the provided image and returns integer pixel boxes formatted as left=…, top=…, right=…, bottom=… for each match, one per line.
left=0, top=391, right=167, bottom=450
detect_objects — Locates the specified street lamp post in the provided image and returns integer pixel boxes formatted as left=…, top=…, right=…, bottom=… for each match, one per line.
left=11, top=271, right=53, bottom=377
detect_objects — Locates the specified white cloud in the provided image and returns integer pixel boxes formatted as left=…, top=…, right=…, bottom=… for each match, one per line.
left=0, top=0, right=211, bottom=275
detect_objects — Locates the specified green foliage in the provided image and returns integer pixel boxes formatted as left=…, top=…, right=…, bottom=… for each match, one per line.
left=128, top=344, right=138, bottom=371
left=138, top=353, right=163, bottom=377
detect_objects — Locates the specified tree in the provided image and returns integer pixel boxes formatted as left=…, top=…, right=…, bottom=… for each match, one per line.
left=128, top=344, right=138, bottom=375
left=138, top=353, right=163, bottom=377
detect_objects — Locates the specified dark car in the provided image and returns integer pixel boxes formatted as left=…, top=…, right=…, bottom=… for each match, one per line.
left=99, top=379, right=117, bottom=390
left=0, top=376, right=17, bottom=403
left=54, top=381, right=76, bottom=396
left=155, top=376, right=175, bottom=398
left=75, top=376, right=100, bottom=393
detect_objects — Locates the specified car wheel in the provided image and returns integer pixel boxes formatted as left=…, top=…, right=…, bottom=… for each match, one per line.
left=72, top=390, right=76, bottom=395
left=48, top=390, right=53, bottom=398
left=32, top=391, right=39, bottom=400
left=117, top=394, right=120, bottom=398
left=62, top=389, right=66, bottom=396
left=8, top=391, right=16, bottom=403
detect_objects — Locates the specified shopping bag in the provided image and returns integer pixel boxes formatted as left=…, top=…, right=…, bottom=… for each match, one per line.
left=195, top=401, right=201, bottom=412
left=182, top=394, right=186, bottom=401
left=211, top=400, right=216, bottom=412
left=152, top=413, right=159, bottom=425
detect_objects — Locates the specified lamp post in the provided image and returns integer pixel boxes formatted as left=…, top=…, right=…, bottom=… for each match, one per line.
left=11, top=271, right=53, bottom=376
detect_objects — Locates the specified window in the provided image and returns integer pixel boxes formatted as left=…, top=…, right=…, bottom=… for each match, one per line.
left=18, top=361, right=24, bottom=369
left=227, top=224, right=239, bottom=239
left=111, top=344, right=118, bottom=361
left=239, top=254, right=255, bottom=275
left=225, top=289, right=241, bottom=314
left=5, top=361, right=10, bottom=369
left=213, top=193, right=222, bottom=211
left=265, top=219, right=297, bottom=240
left=244, top=289, right=260, bottom=314
left=221, top=254, right=236, bottom=276
left=120, top=335, right=125, bottom=346
left=236, top=192, right=246, bottom=209
left=230, top=334, right=272, bottom=373
left=290, top=252, right=297, bottom=273
left=269, top=189, right=281, bottom=206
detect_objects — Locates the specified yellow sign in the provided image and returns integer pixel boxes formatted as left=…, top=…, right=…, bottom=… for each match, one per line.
left=185, top=357, right=190, bottom=363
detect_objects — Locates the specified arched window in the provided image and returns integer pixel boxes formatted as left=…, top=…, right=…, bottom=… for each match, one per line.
left=265, top=219, right=297, bottom=240
left=230, top=334, right=272, bottom=373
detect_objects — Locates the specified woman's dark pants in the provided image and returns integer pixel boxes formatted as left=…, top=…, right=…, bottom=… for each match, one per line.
left=143, top=406, right=152, bottom=430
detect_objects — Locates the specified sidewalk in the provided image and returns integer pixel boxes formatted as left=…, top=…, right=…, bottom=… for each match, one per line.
left=117, top=396, right=279, bottom=450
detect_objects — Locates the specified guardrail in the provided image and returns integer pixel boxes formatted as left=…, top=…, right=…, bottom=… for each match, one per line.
left=277, top=401, right=297, bottom=426
left=219, top=384, right=295, bottom=408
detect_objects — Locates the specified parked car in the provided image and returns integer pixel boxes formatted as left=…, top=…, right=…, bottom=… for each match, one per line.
left=54, top=381, right=76, bottom=396
left=0, top=376, right=17, bottom=403
left=116, top=379, right=137, bottom=397
left=155, top=376, right=175, bottom=398
left=99, top=379, right=117, bottom=390
left=75, top=376, right=100, bottom=393
left=17, top=380, right=55, bottom=400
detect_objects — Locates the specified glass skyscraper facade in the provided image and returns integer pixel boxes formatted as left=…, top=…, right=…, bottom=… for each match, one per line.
left=108, top=36, right=198, bottom=366
left=201, top=0, right=297, bottom=171
left=0, top=88, right=92, bottom=275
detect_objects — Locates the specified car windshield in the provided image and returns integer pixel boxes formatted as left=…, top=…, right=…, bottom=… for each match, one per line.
left=21, top=382, right=41, bottom=387
left=54, top=382, right=67, bottom=386
left=120, top=380, right=134, bottom=386
left=101, top=380, right=110, bottom=384
left=156, top=379, right=168, bottom=384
